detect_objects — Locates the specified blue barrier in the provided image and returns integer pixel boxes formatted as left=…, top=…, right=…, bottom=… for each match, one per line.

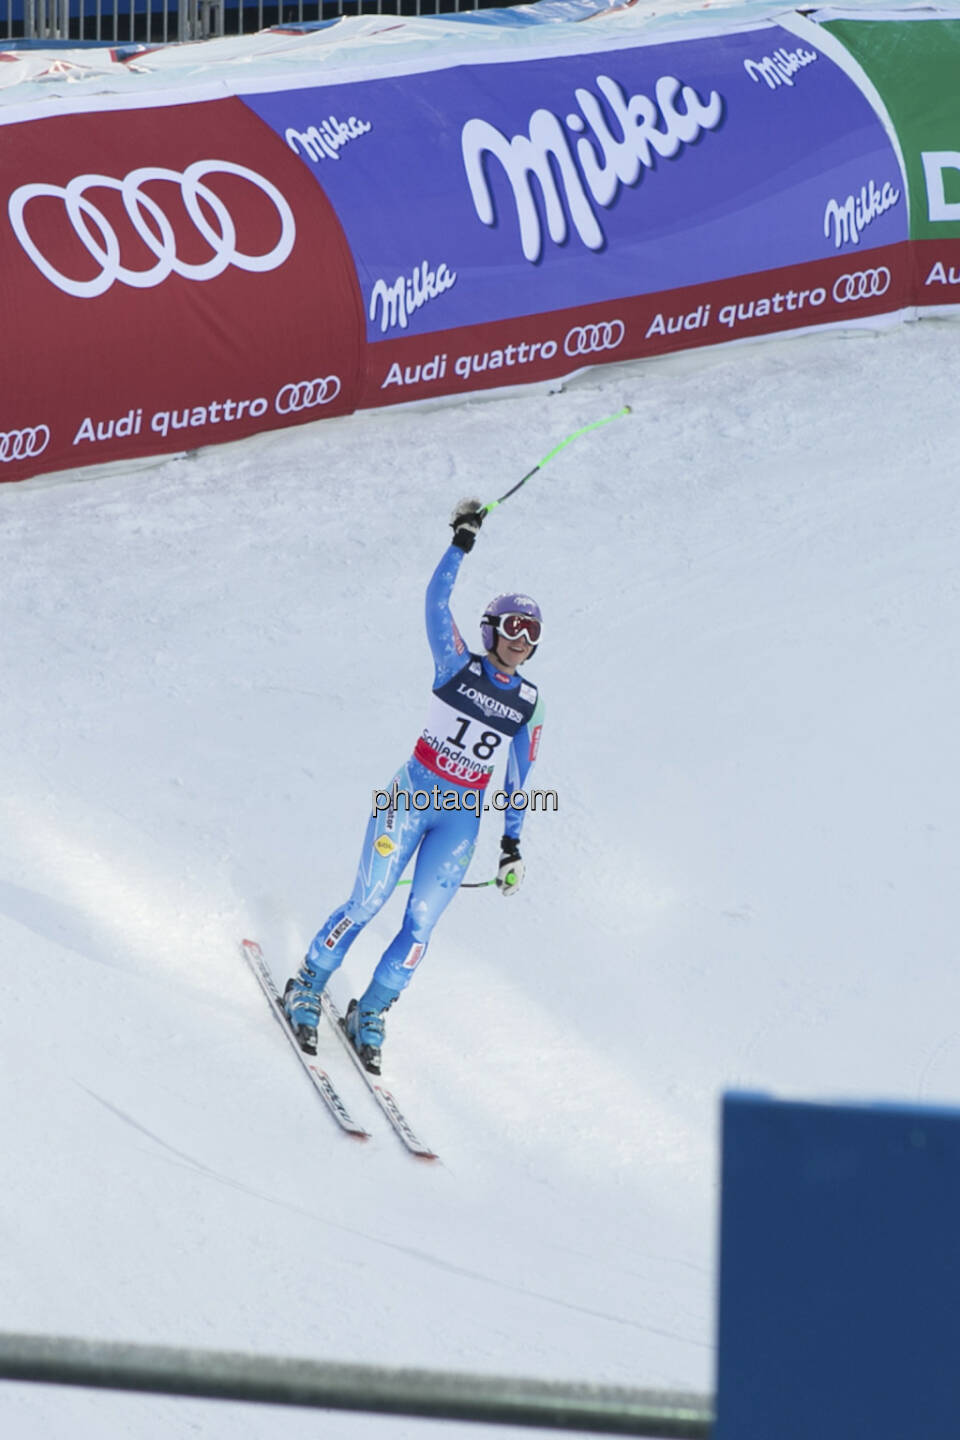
left=715, top=1091, right=960, bottom=1440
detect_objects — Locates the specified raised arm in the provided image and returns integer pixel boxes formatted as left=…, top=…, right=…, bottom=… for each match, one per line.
left=424, top=500, right=485, bottom=686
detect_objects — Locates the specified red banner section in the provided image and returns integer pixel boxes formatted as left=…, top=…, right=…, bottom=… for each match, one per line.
left=911, top=239, right=960, bottom=307
left=0, top=97, right=364, bottom=483
left=360, top=244, right=912, bottom=407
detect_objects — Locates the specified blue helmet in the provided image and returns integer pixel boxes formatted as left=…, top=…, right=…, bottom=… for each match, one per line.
left=481, top=592, right=543, bottom=657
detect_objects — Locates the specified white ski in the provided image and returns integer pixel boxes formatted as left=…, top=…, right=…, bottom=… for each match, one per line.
left=239, top=939, right=370, bottom=1141
left=321, top=993, right=438, bottom=1162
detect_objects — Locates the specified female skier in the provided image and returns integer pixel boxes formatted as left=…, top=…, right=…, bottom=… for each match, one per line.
left=283, top=499, right=545, bottom=1073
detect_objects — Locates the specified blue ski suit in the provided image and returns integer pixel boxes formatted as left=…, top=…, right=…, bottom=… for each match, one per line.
left=301, top=543, right=544, bottom=1007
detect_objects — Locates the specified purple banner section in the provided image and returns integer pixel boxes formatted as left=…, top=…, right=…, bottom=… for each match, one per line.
left=240, top=25, right=905, bottom=346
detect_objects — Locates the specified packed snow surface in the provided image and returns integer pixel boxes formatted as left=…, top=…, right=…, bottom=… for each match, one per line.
left=2, top=311, right=960, bottom=1437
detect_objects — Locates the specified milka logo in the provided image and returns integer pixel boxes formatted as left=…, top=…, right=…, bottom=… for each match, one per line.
left=824, top=179, right=901, bottom=248
left=285, top=115, right=372, bottom=163
left=461, top=73, right=724, bottom=263
left=744, top=46, right=818, bottom=91
left=369, top=260, right=457, bottom=333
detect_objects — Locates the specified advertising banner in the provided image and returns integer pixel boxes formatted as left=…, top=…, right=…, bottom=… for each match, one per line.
left=242, top=23, right=908, bottom=405
left=0, top=8, right=955, bottom=484
left=0, top=96, right=363, bottom=481
left=817, top=15, right=960, bottom=309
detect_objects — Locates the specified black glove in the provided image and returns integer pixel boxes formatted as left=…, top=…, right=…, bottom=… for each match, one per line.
left=496, top=835, right=524, bottom=896
left=450, top=497, right=485, bottom=553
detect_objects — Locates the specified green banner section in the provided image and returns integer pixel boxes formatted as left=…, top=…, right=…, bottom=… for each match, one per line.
left=822, top=17, right=960, bottom=239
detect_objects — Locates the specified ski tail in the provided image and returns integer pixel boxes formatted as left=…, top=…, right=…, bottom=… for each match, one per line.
left=322, top=993, right=438, bottom=1161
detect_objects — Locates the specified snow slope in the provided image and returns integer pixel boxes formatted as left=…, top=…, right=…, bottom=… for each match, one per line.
left=2, top=311, right=960, bottom=1438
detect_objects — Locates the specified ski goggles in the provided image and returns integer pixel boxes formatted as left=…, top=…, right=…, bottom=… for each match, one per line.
left=488, top=612, right=542, bottom=645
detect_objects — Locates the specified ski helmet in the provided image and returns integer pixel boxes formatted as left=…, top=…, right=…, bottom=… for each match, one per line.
left=481, top=593, right=543, bottom=658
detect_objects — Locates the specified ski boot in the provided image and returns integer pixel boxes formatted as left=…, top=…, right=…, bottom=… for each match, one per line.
left=283, top=976, right=322, bottom=1056
left=344, top=997, right=391, bottom=1076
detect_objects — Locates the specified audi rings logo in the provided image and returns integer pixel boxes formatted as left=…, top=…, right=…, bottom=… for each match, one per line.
left=275, top=376, right=342, bottom=414
left=8, top=161, right=296, bottom=299
left=0, top=425, right=50, bottom=463
left=564, top=320, right=626, bottom=358
left=832, top=268, right=891, bottom=304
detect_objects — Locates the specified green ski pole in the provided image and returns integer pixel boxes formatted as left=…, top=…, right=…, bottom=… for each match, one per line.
left=484, top=404, right=631, bottom=513
left=397, top=877, right=496, bottom=889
